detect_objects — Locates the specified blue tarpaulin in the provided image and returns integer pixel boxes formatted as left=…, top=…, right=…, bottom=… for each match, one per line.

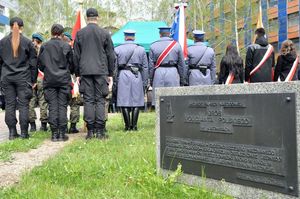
left=112, top=21, right=194, bottom=52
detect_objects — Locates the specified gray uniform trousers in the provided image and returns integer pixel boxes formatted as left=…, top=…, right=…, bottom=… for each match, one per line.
left=80, top=75, right=109, bottom=130
left=3, top=81, right=32, bottom=128
left=44, top=87, right=70, bottom=130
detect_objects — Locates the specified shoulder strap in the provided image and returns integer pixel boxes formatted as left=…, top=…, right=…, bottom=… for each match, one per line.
left=249, top=45, right=274, bottom=76
left=126, top=45, right=138, bottom=65
left=155, top=41, right=177, bottom=69
left=195, top=47, right=208, bottom=66
left=285, top=56, right=299, bottom=82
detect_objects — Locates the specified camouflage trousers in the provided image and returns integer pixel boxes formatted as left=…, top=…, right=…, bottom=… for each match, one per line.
left=69, top=96, right=80, bottom=123
left=29, top=79, right=48, bottom=123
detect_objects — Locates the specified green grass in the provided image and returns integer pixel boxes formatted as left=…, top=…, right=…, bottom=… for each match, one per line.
left=0, top=113, right=232, bottom=199
left=0, top=131, right=50, bottom=162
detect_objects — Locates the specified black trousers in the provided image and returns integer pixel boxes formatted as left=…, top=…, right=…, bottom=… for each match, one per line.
left=3, top=81, right=32, bottom=128
left=80, top=75, right=109, bottom=130
left=44, top=87, right=70, bottom=130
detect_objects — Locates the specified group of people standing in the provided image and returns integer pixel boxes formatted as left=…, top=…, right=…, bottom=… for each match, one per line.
left=0, top=7, right=299, bottom=142
left=0, top=8, right=114, bottom=141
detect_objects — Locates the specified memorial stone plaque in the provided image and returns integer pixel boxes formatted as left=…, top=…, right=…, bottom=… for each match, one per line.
left=159, top=93, right=298, bottom=197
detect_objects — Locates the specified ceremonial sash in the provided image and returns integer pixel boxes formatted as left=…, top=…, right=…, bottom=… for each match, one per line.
left=249, top=45, right=274, bottom=77
left=38, top=70, right=44, bottom=79
left=225, top=72, right=235, bottom=85
left=155, top=41, right=177, bottom=69
left=285, top=56, right=299, bottom=82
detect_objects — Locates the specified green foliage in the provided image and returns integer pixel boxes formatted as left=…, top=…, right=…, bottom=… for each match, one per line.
left=0, top=131, right=50, bottom=162
left=0, top=113, right=232, bottom=199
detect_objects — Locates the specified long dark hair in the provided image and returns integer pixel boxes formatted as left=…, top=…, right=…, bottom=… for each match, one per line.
left=222, top=44, right=243, bottom=76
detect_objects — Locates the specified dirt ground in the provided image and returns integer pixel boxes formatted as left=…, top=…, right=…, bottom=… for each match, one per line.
left=0, top=132, right=84, bottom=188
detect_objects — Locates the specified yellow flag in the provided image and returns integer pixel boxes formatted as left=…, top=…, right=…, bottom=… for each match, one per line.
left=256, top=1, right=264, bottom=29
left=253, top=0, right=264, bottom=43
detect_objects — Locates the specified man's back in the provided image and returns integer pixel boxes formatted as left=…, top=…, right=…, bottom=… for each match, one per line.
left=245, top=36, right=275, bottom=82
left=73, top=23, right=115, bottom=76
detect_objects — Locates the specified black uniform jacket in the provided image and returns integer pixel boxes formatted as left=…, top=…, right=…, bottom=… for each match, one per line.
left=38, top=38, right=73, bottom=88
left=0, top=33, right=37, bottom=84
left=218, top=56, right=244, bottom=84
left=274, top=53, right=299, bottom=81
left=73, top=23, right=115, bottom=77
left=245, top=36, right=275, bottom=82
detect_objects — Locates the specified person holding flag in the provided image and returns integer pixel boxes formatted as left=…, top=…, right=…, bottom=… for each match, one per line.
left=274, top=40, right=299, bottom=82
left=187, top=30, right=216, bottom=85
left=29, top=33, right=48, bottom=132
left=245, top=28, right=275, bottom=83
left=73, top=8, right=115, bottom=140
left=149, top=27, right=186, bottom=107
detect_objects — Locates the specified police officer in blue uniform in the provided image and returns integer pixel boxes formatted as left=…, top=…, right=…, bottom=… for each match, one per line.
left=114, top=30, right=148, bottom=131
left=149, top=27, right=186, bottom=106
left=187, top=30, right=216, bottom=86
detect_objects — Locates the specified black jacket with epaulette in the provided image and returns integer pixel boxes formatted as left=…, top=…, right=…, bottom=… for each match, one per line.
left=0, top=33, right=37, bottom=84
left=38, top=37, right=73, bottom=88
left=73, top=23, right=115, bottom=77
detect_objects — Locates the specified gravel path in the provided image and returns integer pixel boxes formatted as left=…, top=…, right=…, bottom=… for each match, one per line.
left=0, top=132, right=84, bottom=188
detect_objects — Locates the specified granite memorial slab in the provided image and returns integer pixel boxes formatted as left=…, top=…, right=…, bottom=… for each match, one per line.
left=156, top=82, right=300, bottom=199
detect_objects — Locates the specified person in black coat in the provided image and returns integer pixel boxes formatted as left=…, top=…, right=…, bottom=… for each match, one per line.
left=274, top=40, right=299, bottom=81
left=0, top=17, right=37, bottom=140
left=38, top=24, right=74, bottom=142
left=245, top=28, right=275, bottom=82
left=73, top=8, right=115, bottom=140
left=218, top=44, right=244, bottom=84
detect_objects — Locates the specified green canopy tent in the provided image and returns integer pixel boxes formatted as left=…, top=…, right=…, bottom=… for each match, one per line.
left=112, top=21, right=194, bottom=52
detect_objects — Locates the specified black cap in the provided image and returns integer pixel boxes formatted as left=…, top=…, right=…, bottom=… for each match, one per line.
left=51, top=24, right=64, bottom=36
left=9, top=17, right=24, bottom=27
left=86, top=8, right=98, bottom=17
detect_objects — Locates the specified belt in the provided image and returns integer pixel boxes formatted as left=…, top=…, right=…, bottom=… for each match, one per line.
left=189, top=65, right=208, bottom=70
left=159, top=64, right=177, bottom=68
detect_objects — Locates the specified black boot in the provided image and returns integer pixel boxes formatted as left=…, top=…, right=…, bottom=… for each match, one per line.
left=95, top=128, right=108, bottom=140
left=121, top=107, right=131, bottom=131
left=51, top=128, right=59, bottom=142
left=86, top=129, right=94, bottom=140
left=40, top=122, right=48, bottom=132
left=131, top=107, right=139, bottom=131
left=9, top=127, right=20, bottom=140
left=30, top=122, right=36, bottom=132
left=20, top=125, right=30, bottom=139
left=68, top=123, right=79, bottom=134
left=58, top=126, right=69, bottom=142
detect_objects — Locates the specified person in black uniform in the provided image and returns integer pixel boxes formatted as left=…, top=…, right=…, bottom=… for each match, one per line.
left=73, top=8, right=115, bottom=140
left=38, top=24, right=74, bottom=142
left=0, top=17, right=37, bottom=140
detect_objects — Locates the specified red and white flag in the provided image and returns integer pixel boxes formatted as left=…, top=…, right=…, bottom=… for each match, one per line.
left=171, top=3, right=188, bottom=59
left=71, top=9, right=86, bottom=98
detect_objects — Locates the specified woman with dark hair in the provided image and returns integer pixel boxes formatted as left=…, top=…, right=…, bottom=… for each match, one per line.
left=218, top=44, right=244, bottom=84
left=38, top=24, right=74, bottom=142
left=0, top=17, right=37, bottom=140
left=274, top=40, right=299, bottom=81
